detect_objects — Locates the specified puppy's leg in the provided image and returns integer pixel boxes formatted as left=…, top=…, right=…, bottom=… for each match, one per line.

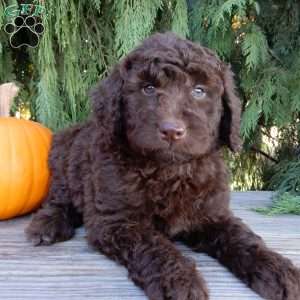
left=182, top=216, right=300, bottom=300
left=26, top=180, right=82, bottom=246
left=85, top=215, right=208, bottom=300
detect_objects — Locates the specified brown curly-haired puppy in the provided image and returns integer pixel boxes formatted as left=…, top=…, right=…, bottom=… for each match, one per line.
left=26, top=32, right=300, bottom=300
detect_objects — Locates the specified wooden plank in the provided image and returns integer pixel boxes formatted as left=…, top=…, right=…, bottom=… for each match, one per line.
left=0, top=192, right=299, bottom=300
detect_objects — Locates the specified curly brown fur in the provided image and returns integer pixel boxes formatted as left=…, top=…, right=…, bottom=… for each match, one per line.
left=26, top=32, right=300, bottom=300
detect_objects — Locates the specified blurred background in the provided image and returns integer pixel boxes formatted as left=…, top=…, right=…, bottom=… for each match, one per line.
left=0, top=0, right=299, bottom=214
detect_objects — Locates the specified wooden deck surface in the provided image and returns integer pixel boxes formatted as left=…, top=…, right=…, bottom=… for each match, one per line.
left=1, top=191, right=300, bottom=300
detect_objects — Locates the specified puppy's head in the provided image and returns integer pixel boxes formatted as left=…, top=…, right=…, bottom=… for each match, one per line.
left=90, top=32, right=241, bottom=162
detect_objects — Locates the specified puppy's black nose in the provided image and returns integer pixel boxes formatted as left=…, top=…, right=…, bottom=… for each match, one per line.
left=159, top=121, right=186, bottom=141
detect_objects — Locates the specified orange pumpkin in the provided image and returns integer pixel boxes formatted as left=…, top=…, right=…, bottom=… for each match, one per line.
left=0, top=83, right=52, bottom=220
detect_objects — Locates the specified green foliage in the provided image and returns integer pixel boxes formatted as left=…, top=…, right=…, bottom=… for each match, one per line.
left=256, top=157, right=300, bottom=215
left=114, top=0, right=163, bottom=57
left=256, top=193, right=300, bottom=215
left=0, top=0, right=16, bottom=83
left=269, top=160, right=300, bottom=194
left=241, top=24, right=269, bottom=70
left=240, top=99, right=261, bottom=139
left=171, top=0, right=189, bottom=37
left=212, top=0, right=253, bottom=28
left=225, top=150, right=265, bottom=191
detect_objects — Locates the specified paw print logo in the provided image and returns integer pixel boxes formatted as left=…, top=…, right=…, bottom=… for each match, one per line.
left=4, top=16, right=44, bottom=48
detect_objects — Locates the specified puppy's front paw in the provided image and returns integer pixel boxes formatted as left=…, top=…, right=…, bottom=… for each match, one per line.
left=26, top=208, right=74, bottom=246
left=150, top=264, right=208, bottom=300
left=250, top=250, right=300, bottom=300
left=185, top=271, right=209, bottom=300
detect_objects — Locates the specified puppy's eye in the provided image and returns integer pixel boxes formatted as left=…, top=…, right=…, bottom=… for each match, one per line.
left=143, top=85, right=156, bottom=96
left=191, top=85, right=206, bottom=100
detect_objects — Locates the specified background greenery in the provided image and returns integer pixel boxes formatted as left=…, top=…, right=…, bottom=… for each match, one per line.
left=0, top=0, right=299, bottom=214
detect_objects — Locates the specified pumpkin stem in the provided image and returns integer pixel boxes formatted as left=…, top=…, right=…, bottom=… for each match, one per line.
left=0, top=83, right=20, bottom=117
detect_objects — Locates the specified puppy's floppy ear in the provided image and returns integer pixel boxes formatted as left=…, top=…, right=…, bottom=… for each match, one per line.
left=219, top=64, right=242, bottom=152
left=89, top=61, right=129, bottom=145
